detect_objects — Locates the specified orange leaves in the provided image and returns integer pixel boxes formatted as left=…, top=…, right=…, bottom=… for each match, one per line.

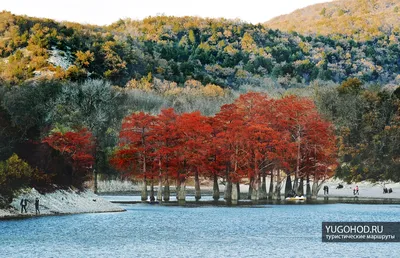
left=273, top=95, right=337, bottom=179
left=213, top=92, right=337, bottom=181
left=112, top=109, right=213, bottom=180
left=175, top=111, right=212, bottom=172
left=42, top=128, right=95, bottom=171
left=119, top=112, right=155, bottom=145
left=111, top=112, right=155, bottom=177
left=111, top=92, right=337, bottom=183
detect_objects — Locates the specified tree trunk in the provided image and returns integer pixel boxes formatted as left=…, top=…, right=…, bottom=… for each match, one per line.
left=311, top=177, right=324, bottom=199
left=157, top=177, right=163, bottom=201
left=294, top=132, right=301, bottom=192
left=175, top=178, right=180, bottom=200
left=268, top=171, right=274, bottom=199
left=142, top=152, right=148, bottom=202
left=247, top=177, right=253, bottom=199
left=251, top=158, right=260, bottom=202
left=236, top=182, right=240, bottom=200
left=163, top=179, right=170, bottom=202
left=194, top=170, right=201, bottom=201
left=260, top=173, right=267, bottom=200
left=251, top=175, right=260, bottom=202
left=157, top=159, right=163, bottom=202
left=213, top=174, right=219, bottom=201
left=178, top=180, right=186, bottom=205
left=150, top=179, right=155, bottom=202
left=141, top=177, right=147, bottom=202
left=284, top=173, right=292, bottom=197
left=273, top=169, right=282, bottom=200
left=231, top=182, right=238, bottom=205
left=225, top=180, right=232, bottom=203
left=306, top=175, right=311, bottom=199
left=224, top=162, right=232, bottom=203
left=293, top=177, right=299, bottom=195
left=297, top=177, right=304, bottom=196
left=93, top=169, right=98, bottom=194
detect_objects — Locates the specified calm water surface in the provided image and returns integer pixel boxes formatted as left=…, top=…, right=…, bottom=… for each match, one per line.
left=1, top=200, right=399, bottom=258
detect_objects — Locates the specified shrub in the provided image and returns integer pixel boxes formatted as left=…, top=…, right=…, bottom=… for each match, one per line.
left=0, top=154, right=33, bottom=206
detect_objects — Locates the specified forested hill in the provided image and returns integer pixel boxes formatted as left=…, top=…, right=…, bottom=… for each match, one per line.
left=266, top=0, right=400, bottom=40
left=1, top=11, right=400, bottom=89
left=0, top=10, right=399, bottom=191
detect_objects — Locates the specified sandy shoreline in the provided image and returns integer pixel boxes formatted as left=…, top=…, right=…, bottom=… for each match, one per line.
left=2, top=179, right=399, bottom=219
left=318, top=179, right=400, bottom=199
left=0, top=188, right=125, bottom=220
left=99, top=179, right=400, bottom=199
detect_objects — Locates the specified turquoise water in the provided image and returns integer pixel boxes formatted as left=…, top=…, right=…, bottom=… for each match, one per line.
left=1, top=203, right=399, bottom=257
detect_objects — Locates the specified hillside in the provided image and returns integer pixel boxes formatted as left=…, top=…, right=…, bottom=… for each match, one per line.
left=266, top=0, right=400, bottom=40
left=0, top=11, right=399, bottom=197
left=1, top=11, right=400, bottom=89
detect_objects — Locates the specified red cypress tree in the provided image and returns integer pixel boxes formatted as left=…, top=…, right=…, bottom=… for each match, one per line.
left=111, top=112, right=155, bottom=201
left=150, top=108, right=180, bottom=201
left=42, top=128, right=95, bottom=188
left=174, top=111, right=212, bottom=202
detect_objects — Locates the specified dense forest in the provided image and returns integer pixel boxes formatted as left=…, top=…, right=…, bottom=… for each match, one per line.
left=0, top=9, right=399, bottom=205
left=2, top=10, right=400, bottom=88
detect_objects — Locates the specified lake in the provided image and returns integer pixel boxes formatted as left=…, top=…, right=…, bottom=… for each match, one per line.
left=1, top=199, right=399, bottom=257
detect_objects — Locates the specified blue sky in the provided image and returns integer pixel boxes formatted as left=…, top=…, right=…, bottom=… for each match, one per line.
left=2, top=0, right=331, bottom=25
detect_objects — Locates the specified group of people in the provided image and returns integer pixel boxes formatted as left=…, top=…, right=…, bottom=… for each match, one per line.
left=20, top=197, right=40, bottom=215
left=324, top=184, right=360, bottom=196
left=383, top=187, right=393, bottom=194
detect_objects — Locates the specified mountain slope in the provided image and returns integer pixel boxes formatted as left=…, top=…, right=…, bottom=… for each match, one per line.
left=266, top=0, right=400, bottom=40
left=1, top=11, right=400, bottom=88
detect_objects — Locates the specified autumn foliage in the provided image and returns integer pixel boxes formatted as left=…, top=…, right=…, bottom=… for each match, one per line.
left=111, top=92, right=337, bottom=200
left=42, top=128, right=95, bottom=188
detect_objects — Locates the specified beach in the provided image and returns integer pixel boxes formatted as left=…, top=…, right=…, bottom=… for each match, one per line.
left=0, top=188, right=124, bottom=219
left=320, top=179, right=400, bottom=199
left=2, top=179, right=399, bottom=219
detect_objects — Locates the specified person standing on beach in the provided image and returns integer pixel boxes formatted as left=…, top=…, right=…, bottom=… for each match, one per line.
left=323, top=185, right=329, bottom=195
left=20, top=198, right=28, bottom=213
left=24, top=198, right=28, bottom=213
left=355, top=185, right=359, bottom=195
left=20, top=199, right=25, bottom=213
left=34, top=198, right=40, bottom=215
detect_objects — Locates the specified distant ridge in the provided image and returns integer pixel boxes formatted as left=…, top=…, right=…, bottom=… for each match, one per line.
left=266, top=0, right=400, bottom=40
